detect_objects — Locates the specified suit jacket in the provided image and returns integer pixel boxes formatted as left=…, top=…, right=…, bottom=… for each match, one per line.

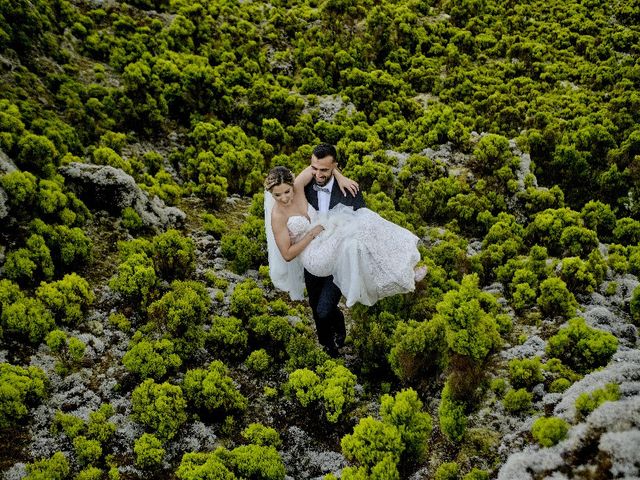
left=304, top=180, right=366, bottom=212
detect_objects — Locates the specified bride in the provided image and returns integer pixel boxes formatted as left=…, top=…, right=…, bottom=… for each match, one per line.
left=264, top=165, right=425, bottom=307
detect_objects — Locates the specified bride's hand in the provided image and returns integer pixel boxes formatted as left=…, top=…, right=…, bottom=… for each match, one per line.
left=334, top=169, right=359, bottom=197
left=308, top=225, right=325, bottom=239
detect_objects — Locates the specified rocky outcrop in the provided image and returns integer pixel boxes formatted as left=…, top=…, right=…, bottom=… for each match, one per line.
left=60, top=162, right=185, bottom=230
left=0, top=150, right=17, bottom=221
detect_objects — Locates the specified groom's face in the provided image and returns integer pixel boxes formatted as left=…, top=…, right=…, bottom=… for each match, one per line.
left=310, top=154, right=336, bottom=187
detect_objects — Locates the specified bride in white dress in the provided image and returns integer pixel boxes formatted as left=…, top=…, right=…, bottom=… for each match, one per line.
left=264, top=166, right=425, bottom=307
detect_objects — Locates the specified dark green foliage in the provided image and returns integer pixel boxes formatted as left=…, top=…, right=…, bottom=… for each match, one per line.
left=30, top=219, right=93, bottom=270
left=46, top=329, right=86, bottom=375
left=525, top=208, right=582, bottom=256
left=630, top=285, right=640, bottom=326
left=207, top=315, right=248, bottom=359
left=575, top=383, right=620, bottom=420
left=546, top=317, right=618, bottom=374
left=4, top=234, right=55, bottom=285
left=0, top=363, right=48, bottom=428
left=147, top=280, right=210, bottom=357
left=438, top=382, right=467, bottom=443
left=17, top=133, right=59, bottom=176
left=131, top=379, right=187, bottom=441
left=151, top=229, right=196, bottom=280
left=537, top=277, right=579, bottom=319
left=531, top=416, right=569, bottom=447
left=580, top=201, right=616, bottom=242
left=183, top=360, right=247, bottom=414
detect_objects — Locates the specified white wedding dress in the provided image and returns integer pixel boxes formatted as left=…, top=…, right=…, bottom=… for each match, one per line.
left=285, top=204, right=421, bottom=307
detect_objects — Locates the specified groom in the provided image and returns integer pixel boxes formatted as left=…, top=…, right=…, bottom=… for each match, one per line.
left=304, top=143, right=366, bottom=357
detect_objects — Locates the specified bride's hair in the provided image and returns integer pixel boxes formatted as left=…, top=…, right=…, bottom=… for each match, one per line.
left=264, top=166, right=294, bottom=191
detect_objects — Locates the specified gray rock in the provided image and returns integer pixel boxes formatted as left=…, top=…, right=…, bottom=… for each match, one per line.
left=0, top=149, right=17, bottom=174
left=0, top=186, right=8, bottom=220
left=59, top=162, right=185, bottom=230
left=501, top=335, right=546, bottom=361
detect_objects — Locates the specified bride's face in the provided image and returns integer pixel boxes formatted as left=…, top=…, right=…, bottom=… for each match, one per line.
left=271, top=183, right=294, bottom=206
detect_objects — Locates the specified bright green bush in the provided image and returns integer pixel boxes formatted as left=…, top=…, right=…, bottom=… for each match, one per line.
left=580, top=200, right=616, bottom=241
left=508, top=357, right=543, bottom=389
left=546, top=317, right=618, bottom=374
left=183, top=360, right=247, bottom=414
left=24, top=452, right=70, bottom=480
left=531, top=416, right=569, bottom=447
left=52, top=411, right=85, bottom=440
left=249, top=313, right=295, bottom=351
left=613, top=217, right=640, bottom=245
left=630, top=284, right=640, bottom=326
left=0, top=169, right=37, bottom=211
left=207, top=315, right=248, bottom=359
left=122, top=338, right=182, bottom=380
left=75, top=467, right=103, bottom=480
left=242, top=423, right=282, bottom=448
left=0, top=363, right=48, bottom=428
left=109, top=253, right=157, bottom=305
left=175, top=451, right=235, bottom=480
left=147, top=280, right=210, bottom=357
left=575, top=383, right=620, bottom=420
left=36, top=273, right=95, bottom=326
left=246, top=349, right=271, bottom=373
left=502, top=388, right=533, bottom=413
left=537, top=277, right=578, bottom=319
left=131, top=379, right=187, bottom=441
left=17, top=133, right=59, bottom=175
left=122, top=206, right=143, bottom=230
left=438, top=382, right=467, bottom=443
left=86, top=403, right=116, bottom=443
left=230, top=279, right=268, bottom=319
left=341, top=416, right=403, bottom=471
left=435, top=461, right=459, bottom=480
left=549, top=378, right=572, bottom=393
left=559, top=226, right=599, bottom=258
left=559, top=257, right=598, bottom=294
left=93, top=146, right=132, bottom=173
left=462, top=469, right=489, bottom=480
left=525, top=208, right=582, bottom=255
left=286, top=360, right=357, bottom=423
left=380, top=388, right=433, bottom=464
left=1, top=296, right=54, bottom=343
left=151, top=229, right=196, bottom=280
left=201, top=213, right=226, bottom=238
left=4, top=234, right=55, bottom=285
left=46, top=329, right=86, bottom=375
left=73, top=435, right=102, bottom=466
left=134, top=433, right=165, bottom=469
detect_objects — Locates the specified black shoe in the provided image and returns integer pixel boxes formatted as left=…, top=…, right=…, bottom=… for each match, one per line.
left=335, top=335, right=345, bottom=348
left=323, top=344, right=340, bottom=358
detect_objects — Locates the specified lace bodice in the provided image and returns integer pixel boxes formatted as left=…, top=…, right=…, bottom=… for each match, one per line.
left=287, top=206, right=318, bottom=243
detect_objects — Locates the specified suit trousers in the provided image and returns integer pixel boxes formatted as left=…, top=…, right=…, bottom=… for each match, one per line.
left=304, top=269, right=346, bottom=350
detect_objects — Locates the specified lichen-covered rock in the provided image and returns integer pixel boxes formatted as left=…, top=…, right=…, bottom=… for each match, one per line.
left=60, top=162, right=185, bottom=230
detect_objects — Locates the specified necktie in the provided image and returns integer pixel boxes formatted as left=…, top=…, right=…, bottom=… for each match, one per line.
left=313, top=184, right=330, bottom=193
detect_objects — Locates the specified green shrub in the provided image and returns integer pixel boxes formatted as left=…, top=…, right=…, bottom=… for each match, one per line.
left=1, top=296, right=54, bottom=343
left=531, top=416, right=569, bottom=447
left=462, top=469, right=489, bottom=480
left=549, top=378, right=572, bottom=393
left=613, top=217, right=640, bottom=245
left=559, top=257, right=598, bottom=294
left=438, top=382, right=467, bottom=443
left=630, top=284, right=640, bottom=326
left=0, top=363, right=48, bottom=428
left=108, top=312, right=131, bottom=332
left=242, top=423, right=282, bottom=448
left=249, top=314, right=295, bottom=349
left=607, top=244, right=629, bottom=273
left=341, top=416, right=403, bottom=471
left=147, top=280, right=210, bottom=357
left=75, top=467, right=103, bottom=480
left=176, top=451, right=235, bottom=480
left=1, top=170, right=37, bottom=211
left=46, top=329, right=86, bottom=375
left=207, top=315, right=248, bottom=359
left=537, top=277, right=578, bottom=319
left=246, top=349, right=271, bottom=373
left=122, top=206, right=143, bottom=230
left=380, top=388, right=433, bottom=464
left=24, top=452, right=70, bottom=480
left=151, top=229, right=196, bottom=280
left=17, top=133, right=59, bottom=175
left=87, top=404, right=116, bottom=443
left=131, top=379, right=187, bottom=441
left=508, top=357, right=543, bottom=389
left=546, top=317, right=618, bottom=374
left=230, top=279, right=268, bottom=319
left=580, top=200, right=616, bottom=241
left=201, top=213, right=226, bottom=238
left=52, top=411, right=85, bottom=440
left=219, top=444, right=286, bottom=480
left=575, top=383, right=620, bottom=420
left=93, top=146, right=131, bottom=173
left=134, top=433, right=165, bottom=469
left=73, top=435, right=102, bottom=466
left=36, top=273, right=95, bottom=326
left=435, top=461, right=459, bottom=480
left=503, top=388, right=532, bottom=413
left=286, top=360, right=357, bottom=423
left=122, top=338, right=182, bottom=380
left=109, top=253, right=157, bottom=305
left=559, top=226, right=599, bottom=257
left=220, top=232, right=263, bottom=274
left=183, top=360, right=247, bottom=414
left=4, top=234, right=55, bottom=285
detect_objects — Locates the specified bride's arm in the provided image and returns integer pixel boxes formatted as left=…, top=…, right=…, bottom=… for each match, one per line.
left=272, top=212, right=324, bottom=262
left=294, top=165, right=359, bottom=196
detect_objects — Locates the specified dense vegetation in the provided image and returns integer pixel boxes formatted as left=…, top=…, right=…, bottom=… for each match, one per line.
left=0, top=0, right=639, bottom=478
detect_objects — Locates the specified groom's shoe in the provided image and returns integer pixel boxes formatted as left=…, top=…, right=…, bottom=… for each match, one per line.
left=334, top=334, right=346, bottom=349
left=323, top=344, right=340, bottom=358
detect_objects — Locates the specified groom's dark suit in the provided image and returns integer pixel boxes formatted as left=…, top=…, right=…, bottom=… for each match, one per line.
left=304, top=181, right=366, bottom=355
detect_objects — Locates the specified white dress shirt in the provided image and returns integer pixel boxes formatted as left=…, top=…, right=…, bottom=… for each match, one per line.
left=317, top=176, right=334, bottom=213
